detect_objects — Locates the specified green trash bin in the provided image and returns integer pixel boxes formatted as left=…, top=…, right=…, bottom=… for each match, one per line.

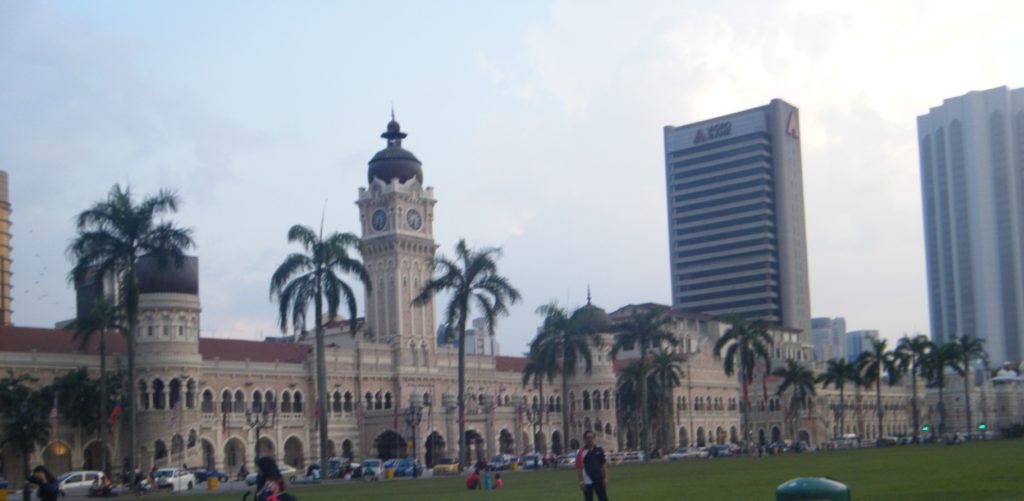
left=776, top=477, right=851, bottom=501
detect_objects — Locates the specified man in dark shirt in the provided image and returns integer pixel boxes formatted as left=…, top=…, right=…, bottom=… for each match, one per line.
left=575, top=430, right=608, bottom=501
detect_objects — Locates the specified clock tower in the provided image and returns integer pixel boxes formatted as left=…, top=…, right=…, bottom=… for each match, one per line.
left=356, top=117, right=438, bottom=367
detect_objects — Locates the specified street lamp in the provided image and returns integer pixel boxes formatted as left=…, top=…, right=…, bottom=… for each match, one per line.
left=405, top=394, right=424, bottom=479
left=246, top=397, right=275, bottom=459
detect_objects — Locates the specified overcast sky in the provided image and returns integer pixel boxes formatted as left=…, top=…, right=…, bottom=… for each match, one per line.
left=3, top=1, right=1022, bottom=356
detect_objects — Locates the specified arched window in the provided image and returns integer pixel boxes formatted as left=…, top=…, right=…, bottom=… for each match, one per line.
left=201, top=390, right=214, bottom=413
left=264, top=390, right=274, bottom=408
left=603, top=390, right=611, bottom=409
left=423, top=392, right=432, bottom=407
left=186, top=380, right=196, bottom=409
left=375, top=391, right=383, bottom=410
left=547, top=396, right=554, bottom=412
left=221, top=390, right=232, bottom=413
left=582, top=392, right=591, bottom=411
left=293, top=391, right=303, bottom=413
left=152, top=379, right=166, bottom=410
left=281, top=391, right=292, bottom=413
left=139, top=381, right=150, bottom=410
left=344, top=392, right=353, bottom=412
left=252, top=391, right=263, bottom=412
left=332, top=392, right=342, bottom=413
left=593, top=391, right=601, bottom=410
left=556, top=396, right=562, bottom=412
left=384, top=392, right=393, bottom=409
left=233, top=390, right=244, bottom=413
left=365, top=392, right=373, bottom=410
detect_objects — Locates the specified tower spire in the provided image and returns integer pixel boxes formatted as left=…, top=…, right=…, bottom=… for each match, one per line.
left=586, top=285, right=592, bottom=305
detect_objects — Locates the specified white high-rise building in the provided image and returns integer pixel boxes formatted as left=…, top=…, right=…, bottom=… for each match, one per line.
left=917, top=86, right=1024, bottom=364
left=811, top=317, right=846, bottom=362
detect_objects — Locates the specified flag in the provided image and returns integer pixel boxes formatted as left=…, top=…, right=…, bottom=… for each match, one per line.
left=108, top=401, right=122, bottom=435
left=168, top=399, right=180, bottom=427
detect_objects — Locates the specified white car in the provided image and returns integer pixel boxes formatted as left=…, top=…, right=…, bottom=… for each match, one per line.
left=622, top=450, right=646, bottom=463
left=54, top=471, right=104, bottom=497
left=667, top=447, right=708, bottom=460
left=246, top=464, right=299, bottom=485
left=557, top=453, right=577, bottom=469
left=154, top=468, right=196, bottom=491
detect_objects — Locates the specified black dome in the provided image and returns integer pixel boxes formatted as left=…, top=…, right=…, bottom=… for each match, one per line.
left=572, top=302, right=612, bottom=333
left=137, top=255, right=199, bottom=295
left=368, top=119, right=423, bottom=184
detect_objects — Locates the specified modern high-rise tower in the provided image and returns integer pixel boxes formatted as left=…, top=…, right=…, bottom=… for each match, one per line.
left=0, top=170, right=11, bottom=326
left=917, top=86, right=1024, bottom=364
left=663, top=99, right=811, bottom=336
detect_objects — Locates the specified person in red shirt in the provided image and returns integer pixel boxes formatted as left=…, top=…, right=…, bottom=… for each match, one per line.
left=575, top=430, right=608, bottom=501
left=466, top=468, right=481, bottom=490
left=494, top=473, right=503, bottom=489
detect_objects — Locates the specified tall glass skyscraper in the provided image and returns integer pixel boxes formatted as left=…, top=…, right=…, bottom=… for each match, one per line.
left=663, top=99, right=811, bottom=336
left=918, top=86, right=1024, bottom=364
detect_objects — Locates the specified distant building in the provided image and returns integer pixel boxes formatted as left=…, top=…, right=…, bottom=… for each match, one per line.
left=917, top=86, right=1024, bottom=364
left=811, top=317, right=846, bottom=362
left=845, top=330, right=879, bottom=362
left=0, top=170, right=10, bottom=325
left=436, top=317, right=501, bottom=356
left=663, top=99, right=811, bottom=336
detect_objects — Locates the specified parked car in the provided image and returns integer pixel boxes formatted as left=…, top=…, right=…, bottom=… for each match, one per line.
left=154, top=468, right=195, bottom=491
left=487, top=454, right=514, bottom=471
left=557, top=454, right=577, bottom=469
left=622, top=450, right=646, bottom=463
left=327, top=457, right=348, bottom=478
left=361, top=459, right=383, bottom=480
left=520, top=453, right=542, bottom=470
left=432, top=457, right=460, bottom=475
left=607, top=452, right=626, bottom=465
left=708, top=444, right=734, bottom=457
left=55, top=471, right=104, bottom=497
left=667, top=447, right=708, bottom=460
left=245, top=464, right=296, bottom=486
left=392, top=458, right=422, bottom=477
left=187, top=467, right=227, bottom=483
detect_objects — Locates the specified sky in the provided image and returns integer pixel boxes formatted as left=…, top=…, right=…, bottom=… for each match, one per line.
left=2, top=0, right=1023, bottom=356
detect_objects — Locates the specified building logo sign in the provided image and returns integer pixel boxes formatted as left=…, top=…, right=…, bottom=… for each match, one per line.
left=693, top=121, right=732, bottom=144
left=786, top=110, right=799, bottom=138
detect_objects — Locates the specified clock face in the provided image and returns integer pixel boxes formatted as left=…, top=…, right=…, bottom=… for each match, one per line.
left=371, top=209, right=387, bottom=231
left=406, top=209, right=423, bottom=230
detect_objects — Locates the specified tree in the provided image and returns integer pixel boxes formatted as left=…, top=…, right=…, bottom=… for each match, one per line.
left=270, top=224, right=371, bottom=477
left=816, top=358, right=860, bottom=437
left=951, top=335, right=986, bottom=437
left=895, top=334, right=931, bottom=441
left=521, top=339, right=558, bottom=450
left=413, top=239, right=520, bottom=468
left=772, top=359, right=816, bottom=442
left=65, top=297, right=125, bottom=473
left=532, top=302, right=601, bottom=454
left=68, top=184, right=194, bottom=472
left=0, top=371, right=51, bottom=481
left=609, top=308, right=676, bottom=452
left=614, top=361, right=646, bottom=449
left=856, top=339, right=900, bottom=444
left=647, top=348, right=685, bottom=448
left=922, top=341, right=960, bottom=436
left=712, top=315, right=773, bottom=447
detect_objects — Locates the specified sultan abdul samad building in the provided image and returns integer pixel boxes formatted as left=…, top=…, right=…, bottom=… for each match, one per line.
left=2, top=119, right=1023, bottom=481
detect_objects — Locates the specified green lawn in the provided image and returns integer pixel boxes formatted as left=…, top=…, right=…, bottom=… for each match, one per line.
left=154, top=440, right=1023, bottom=500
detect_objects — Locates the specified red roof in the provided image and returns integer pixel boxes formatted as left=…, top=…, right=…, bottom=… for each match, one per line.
left=495, top=356, right=528, bottom=373
left=0, top=326, right=309, bottom=364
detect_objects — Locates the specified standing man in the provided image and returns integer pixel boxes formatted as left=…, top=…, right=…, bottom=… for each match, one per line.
left=575, top=430, right=608, bottom=501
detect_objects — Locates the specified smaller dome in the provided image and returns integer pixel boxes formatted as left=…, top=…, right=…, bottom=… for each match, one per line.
left=573, top=303, right=612, bottom=333
left=386, top=119, right=401, bottom=133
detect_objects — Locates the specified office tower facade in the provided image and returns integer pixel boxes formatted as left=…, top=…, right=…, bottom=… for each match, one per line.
left=918, top=86, right=1024, bottom=364
left=844, top=329, right=879, bottom=363
left=664, top=99, right=812, bottom=336
left=0, top=170, right=10, bottom=326
left=812, top=317, right=847, bottom=362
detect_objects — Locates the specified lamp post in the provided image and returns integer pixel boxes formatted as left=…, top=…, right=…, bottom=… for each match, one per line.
left=246, top=397, right=274, bottom=459
left=405, top=394, right=424, bottom=479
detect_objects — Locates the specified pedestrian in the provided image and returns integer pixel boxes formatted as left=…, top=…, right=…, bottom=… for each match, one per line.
left=465, top=468, right=481, bottom=490
left=575, top=430, right=608, bottom=501
left=26, top=466, right=60, bottom=501
left=254, top=456, right=296, bottom=501
left=493, top=473, right=503, bottom=489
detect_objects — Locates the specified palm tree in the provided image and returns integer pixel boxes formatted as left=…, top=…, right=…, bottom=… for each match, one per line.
left=896, top=335, right=931, bottom=441
left=66, top=297, right=125, bottom=473
left=615, top=361, right=645, bottom=449
left=922, top=342, right=959, bottom=436
left=712, top=315, right=773, bottom=447
left=413, top=239, right=520, bottom=468
left=68, top=184, right=194, bottom=472
left=521, top=339, right=558, bottom=450
left=270, top=224, right=371, bottom=477
left=856, top=339, right=900, bottom=444
left=952, top=335, right=986, bottom=436
left=609, top=308, right=676, bottom=452
left=816, top=358, right=860, bottom=437
left=0, top=371, right=51, bottom=481
left=772, top=359, right=816, bottom=442
left=532, top=302, right=601, bottom=455
left=647, top=348, right=685, bottom=448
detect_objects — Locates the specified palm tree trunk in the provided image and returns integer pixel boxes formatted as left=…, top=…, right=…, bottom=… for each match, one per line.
left=875, top=378, right=882, bottom=444
left=456, top=309, right=469, bottom=469
left=126, top=267, right=138, bottom=474
left=937, top=380, right=945, bottom=437
left=963, top=365, right=972, bottom=437
left=100, top=332, right=108, bottom=474
left=561, top=352, right=569, bottom=454
left=314, top=287, right=329, bottom=478
left=639, top=355, right=648, bottom=452
left=910, top=364, right=919, bottom=442
left=537, top=379, right=544, bottom=452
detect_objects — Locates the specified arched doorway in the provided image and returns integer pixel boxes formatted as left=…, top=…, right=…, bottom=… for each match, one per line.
left=758, top=429, right=766, bottom=445
left=730, top=426, right=738, bottom=444
left=771, top=426, right=781, bottom=443
left=224, top=438, right=246, bottom=473
left=715, top=426, right=724, bottom=445
left=465, top=430, right=485, bottom=463
left=82, top=441, right=110, bottom=472
left=499, top=429, right=514, bottom=454
left=257, top=437, right=275, bottom=459
left=798, top=430, right=811, bottom=444
left=534, top=432, right=547, bottom=454
left=424, top=432, right=445, bottom=467
left=153, top=440, right=168, bottom=467
left=678, top=427, right=688, bottom=447
left=341, top=439, right=354, bottom=461
left=374, top=430, right=406, bottom=461
left=696, top=427, right=706, bottom=447
left=551, top=431, right=563, bottom=455
left=284, top=436, right=304, bottom=469
left=43, top=442, right=71, bottom=475
left=201, top=439, right=215, bottom=468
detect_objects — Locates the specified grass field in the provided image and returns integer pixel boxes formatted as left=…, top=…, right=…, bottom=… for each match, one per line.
left=152, top=440, right=1024, bottom=500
